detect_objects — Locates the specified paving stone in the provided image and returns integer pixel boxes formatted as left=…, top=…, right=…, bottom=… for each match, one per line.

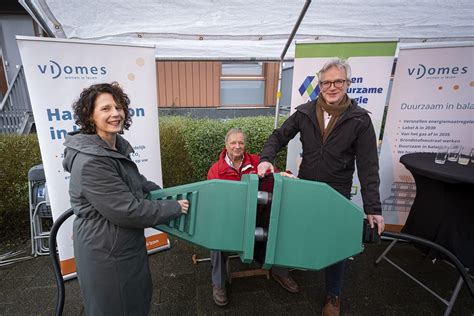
left=151, top=299, right=198, bottom=315
left=163, top=252, right=200, bottom=276
left=269, top=301, right=316, bottom=316
left=155, top=273, right=197, bottom=304
left=0, top=239, right=473, bottom=315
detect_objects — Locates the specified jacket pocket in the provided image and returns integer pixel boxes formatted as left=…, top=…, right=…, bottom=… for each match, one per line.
left=108, top=225, right=120, bottom=255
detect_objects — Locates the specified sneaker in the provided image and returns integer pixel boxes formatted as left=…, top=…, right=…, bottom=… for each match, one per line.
left=272, top=273, right=300, bottom=293
left=322, top=294, right=340, bottom=316
left=212, top=285, right=228, bottom=307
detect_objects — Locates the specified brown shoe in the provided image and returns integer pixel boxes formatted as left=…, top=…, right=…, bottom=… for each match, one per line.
left=322, top=294, right=340, bottom=316
left=212, top=285, right=228, bottom=307
left=272, top=273, right=300, bottom=293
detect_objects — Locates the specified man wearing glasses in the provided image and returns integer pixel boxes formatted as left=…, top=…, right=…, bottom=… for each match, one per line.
left=257, top=58, right=385, bottom=316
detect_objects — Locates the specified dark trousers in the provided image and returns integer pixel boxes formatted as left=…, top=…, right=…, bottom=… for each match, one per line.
left=325, top=259, right=346, bottom=296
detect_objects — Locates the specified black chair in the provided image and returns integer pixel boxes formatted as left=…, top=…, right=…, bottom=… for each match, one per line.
left=28, top=164, right=53, bottom=256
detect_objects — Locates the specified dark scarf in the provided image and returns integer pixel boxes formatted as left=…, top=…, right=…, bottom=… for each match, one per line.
left=316, top=93, right=351, bottom=143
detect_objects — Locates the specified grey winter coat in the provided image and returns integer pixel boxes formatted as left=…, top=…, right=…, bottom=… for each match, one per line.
left=260, top=98, right=382, bottom=215
left=63, top=132, right=182, bottom=316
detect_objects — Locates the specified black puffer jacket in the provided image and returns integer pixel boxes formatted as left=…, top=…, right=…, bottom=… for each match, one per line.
left=260, top=98, right=382, bottom=215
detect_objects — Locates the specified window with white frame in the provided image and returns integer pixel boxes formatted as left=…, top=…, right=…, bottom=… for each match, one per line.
left=220, top=62, right=265, bottom=107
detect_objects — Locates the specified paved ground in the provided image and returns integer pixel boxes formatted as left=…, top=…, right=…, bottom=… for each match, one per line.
left=0, top=237, right=473, bottom=315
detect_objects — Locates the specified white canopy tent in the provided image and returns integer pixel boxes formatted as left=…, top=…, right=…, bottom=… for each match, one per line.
left=20, top=0, right=474, bottom=59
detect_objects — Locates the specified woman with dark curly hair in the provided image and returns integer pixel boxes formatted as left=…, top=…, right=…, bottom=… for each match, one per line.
left=62, top=82, right=189, bottom=315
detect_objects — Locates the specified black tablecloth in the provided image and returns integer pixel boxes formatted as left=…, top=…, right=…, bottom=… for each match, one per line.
left=400, top=153, right=474, bottom=270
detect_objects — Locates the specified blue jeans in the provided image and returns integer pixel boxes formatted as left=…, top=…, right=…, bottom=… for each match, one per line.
left=325, top=259, right=346, bottom=296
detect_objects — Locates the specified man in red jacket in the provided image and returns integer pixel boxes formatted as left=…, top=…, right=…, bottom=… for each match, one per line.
left=207, top=128, right=300, bottom=307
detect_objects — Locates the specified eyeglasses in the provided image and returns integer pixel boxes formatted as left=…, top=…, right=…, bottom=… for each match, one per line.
left=319, top=79, right=347, bottom=89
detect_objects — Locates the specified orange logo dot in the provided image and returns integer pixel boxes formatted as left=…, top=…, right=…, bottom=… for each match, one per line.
left=136, top=58, right=145, bottom=67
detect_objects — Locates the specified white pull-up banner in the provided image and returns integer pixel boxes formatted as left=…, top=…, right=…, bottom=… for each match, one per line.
left=17, top=36, right=169, bottom=279
left=287, top=40, right=397, bottom=208
left=379, top=43, right=474, bottom=226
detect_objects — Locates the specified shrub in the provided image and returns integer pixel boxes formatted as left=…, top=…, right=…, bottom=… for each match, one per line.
left=181, top=118, right=229, bottom=181
left=180, top=116, right=287, bottom=180
left=0, top=134, right=41, bottom=241
left=1, top=115, right=288, bottom=241
left=159, top=116, right=195, bottom=187
left=224, top=116, right=287, bottom=172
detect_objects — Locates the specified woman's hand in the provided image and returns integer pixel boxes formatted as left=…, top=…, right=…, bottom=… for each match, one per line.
left=177, top=200, right=189, bottom=214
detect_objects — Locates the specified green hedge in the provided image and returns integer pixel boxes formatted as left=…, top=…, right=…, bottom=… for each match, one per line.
left=159, top=116, right=196, bottom=187
left=178, top=116, right=287, bottom=182
left=0, top=134, right=42, bottom=241
left=160, top=115, right=287, bottom=185
left=0, top=115, right=287, bottom=241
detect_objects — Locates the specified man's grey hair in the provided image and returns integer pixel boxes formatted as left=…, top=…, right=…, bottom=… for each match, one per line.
left=225, top=128, right=246, bottom=143
left=317, top=58, right=352, bottom=81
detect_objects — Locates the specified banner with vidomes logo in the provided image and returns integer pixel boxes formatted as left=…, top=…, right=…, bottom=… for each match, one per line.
left=379, top=43, right=474, bottom=226
left=17, top=36, right=169, bottom=279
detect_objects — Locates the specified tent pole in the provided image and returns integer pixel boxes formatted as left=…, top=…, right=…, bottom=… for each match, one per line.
left=273, top=62, right=284, bottom=129
left=274, top=0, right=312, bottom=129
left=22, top=0, right=55, bottom=37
